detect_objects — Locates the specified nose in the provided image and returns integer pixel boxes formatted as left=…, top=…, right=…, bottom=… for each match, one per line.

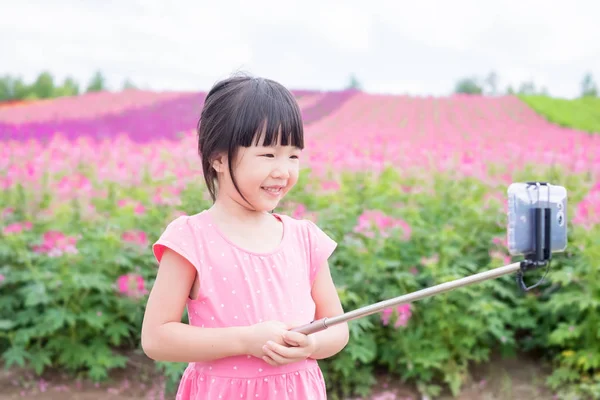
left=271, top=161, right=290, bottom=179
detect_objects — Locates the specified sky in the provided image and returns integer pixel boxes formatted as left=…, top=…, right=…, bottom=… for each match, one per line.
left=2, top=0, right=599, bottom=99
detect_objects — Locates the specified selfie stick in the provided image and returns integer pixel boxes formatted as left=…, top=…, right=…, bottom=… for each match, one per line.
left=291, top=182, right=555, bottom=335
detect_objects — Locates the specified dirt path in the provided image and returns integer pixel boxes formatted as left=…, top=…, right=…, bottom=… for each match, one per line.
left=0, top=353, right=555, bottom=400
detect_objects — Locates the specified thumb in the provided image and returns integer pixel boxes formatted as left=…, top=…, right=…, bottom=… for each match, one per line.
left=283, top=333, right=300, bottom=347
left=284, top=329, right=308, bottom=345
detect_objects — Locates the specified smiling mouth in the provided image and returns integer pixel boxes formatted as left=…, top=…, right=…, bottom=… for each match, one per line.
left=261, top=186, right=284, bottom=194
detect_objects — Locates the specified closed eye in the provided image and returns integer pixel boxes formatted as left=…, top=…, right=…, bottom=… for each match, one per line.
left=261, top=154, right=275, bottom=158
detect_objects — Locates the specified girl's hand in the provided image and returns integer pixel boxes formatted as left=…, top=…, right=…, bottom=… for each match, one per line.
left=245, top=320, right=289, bottom=359
left=261, top=330, right=318, bottom=366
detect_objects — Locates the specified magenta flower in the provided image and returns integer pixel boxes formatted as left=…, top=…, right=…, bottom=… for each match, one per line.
left=2, top=221, right=32, bottom=235
left=353, top=210, right=411, bottom=240
left=122, top=230, right=148, bottom=248
left=573, top=181, right=600, bottom=229
left=381, top=303, right=413, bottom=328
left=31, top=230, right=78, bottom=257
left=116, top=273, right=147, bottom=298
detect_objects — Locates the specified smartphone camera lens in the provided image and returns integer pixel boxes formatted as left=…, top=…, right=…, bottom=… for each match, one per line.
left=557, top=211, right=564, bottom=226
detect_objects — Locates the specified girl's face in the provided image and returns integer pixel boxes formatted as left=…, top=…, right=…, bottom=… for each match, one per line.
left=212, top=133, right=302, bottom=213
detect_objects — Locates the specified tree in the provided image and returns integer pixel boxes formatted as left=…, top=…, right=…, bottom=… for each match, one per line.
left=0, top=72, right=81, bottom=102
left=581, top=72, right=598, bottom=97
left=346, top=74, right=362, bottom=90
left=86, top=70, right=106, bottom=93
left=56, top=77, right=80, bottom=97
left=31, top=71, right=55, bottom=99
left=454, top=77, right=482, bottom=94
left=0, top=76, right=29, bottom=101
left=518, top=80, right=537, bottom=95
left=0, top=75, right=16, bottom=101
left=122, top=78, right=137, bottom=90
left=484, top=71, right=498, bottom=95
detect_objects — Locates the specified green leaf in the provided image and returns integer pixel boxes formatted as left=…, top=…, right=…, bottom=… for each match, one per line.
left=23, top=282, right=51, bottom=306
left=106, top=322, right=130, bottom=346
left=37, top=308, right=74, bottom=334
left=0, top=319, right=16, bottom=330
left=80, top=310, right=108, bottom=330
left=29, top=349, right=52, bottom=375
left=2, top=345, right=28, bottom=369
left=347, top=334, right=377, bottom=363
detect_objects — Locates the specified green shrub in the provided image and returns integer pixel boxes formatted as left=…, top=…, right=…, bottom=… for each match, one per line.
left=0, top=166, right=598, bottom=399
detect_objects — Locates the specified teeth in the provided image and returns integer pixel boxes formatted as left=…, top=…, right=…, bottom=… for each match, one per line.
left=262, top=187, right=281, bottom=193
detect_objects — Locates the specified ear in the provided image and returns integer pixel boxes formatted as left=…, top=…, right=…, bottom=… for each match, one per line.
left=211, top=152, right=227, bottom=174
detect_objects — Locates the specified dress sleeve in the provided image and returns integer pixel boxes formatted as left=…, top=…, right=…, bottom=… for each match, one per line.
left=305, top=220, right=337, bottom=285
left=152, top=216, right=202, bottom=277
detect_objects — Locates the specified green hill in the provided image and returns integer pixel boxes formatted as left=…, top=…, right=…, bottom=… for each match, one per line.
left=519, top=95, right=600, bottom=134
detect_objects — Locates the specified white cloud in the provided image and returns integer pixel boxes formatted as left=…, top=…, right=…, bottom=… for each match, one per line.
left=0, top=0, right=598, bottom=98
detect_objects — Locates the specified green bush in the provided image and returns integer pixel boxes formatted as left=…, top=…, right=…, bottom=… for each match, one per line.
left=520, top=95, right=600, bottom=135
left=1, top=166, right=598, bottom=399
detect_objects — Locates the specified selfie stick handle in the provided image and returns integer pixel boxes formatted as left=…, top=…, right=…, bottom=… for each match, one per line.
left=291, top=261, right=522, bottom=335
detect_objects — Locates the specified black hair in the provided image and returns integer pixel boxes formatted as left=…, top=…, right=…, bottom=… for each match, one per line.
left=197, top=73, right=304, bottom=204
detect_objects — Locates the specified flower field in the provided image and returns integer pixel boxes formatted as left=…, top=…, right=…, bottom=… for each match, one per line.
left=0, top=90, right=599, bottom=399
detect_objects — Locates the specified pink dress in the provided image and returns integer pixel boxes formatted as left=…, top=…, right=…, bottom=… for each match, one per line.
left=152, top=210, right=337, bottom=399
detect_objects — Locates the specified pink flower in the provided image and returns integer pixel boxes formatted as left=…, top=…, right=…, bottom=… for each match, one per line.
left=117, top=199, right=146, bottom=215
left=492, top=235, right=507, bottom=250
left=489, top=250, right=511, bottom=265
left=381, top=303, right=413, bottom=328
left=122, top=230, right=148, bottom=248
left=353, top=210, right=411, bottom=240
left=2, top=221, right=32, bottom=235
left=292, top=204, right=306, bottom=219
left=320, top=180, right=340, bottom=191
left=420, top=254, right=439, bottom=266
left=573, top=182, right=600, bottom=229
left=116, top=273, right=147, bottom=298
left=32, top=230, right=78, bottom=257
left=152, top=187, right=182, bottom=206
left=283, top=203, right=318, bottom=222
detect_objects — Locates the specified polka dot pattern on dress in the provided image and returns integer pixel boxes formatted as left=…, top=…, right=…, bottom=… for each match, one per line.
left=152, top=210, right=337, bottom=399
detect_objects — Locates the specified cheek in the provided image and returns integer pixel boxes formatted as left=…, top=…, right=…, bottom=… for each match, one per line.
left=288, top=166, right=300, bottom=186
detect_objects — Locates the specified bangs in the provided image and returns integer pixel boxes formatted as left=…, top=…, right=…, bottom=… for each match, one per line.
left=229, top=78, right=304, bottom=149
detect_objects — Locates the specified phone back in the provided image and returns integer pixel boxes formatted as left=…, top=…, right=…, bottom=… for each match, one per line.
left=507, top=183, right=568, bottom=256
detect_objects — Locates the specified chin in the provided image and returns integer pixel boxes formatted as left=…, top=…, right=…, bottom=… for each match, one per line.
left=259, top=200, right=283, bottom=213
left=241, top=198, right=279, bottom=213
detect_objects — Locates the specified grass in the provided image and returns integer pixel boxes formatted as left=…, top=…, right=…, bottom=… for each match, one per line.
left=519, top=94, right=600, bottom=134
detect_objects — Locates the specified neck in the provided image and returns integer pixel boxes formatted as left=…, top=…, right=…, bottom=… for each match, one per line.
left=209, top=195, right=272, bottom=226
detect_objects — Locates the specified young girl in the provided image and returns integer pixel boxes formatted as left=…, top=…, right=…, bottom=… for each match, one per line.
left=141, top=74, right=350, bottom=399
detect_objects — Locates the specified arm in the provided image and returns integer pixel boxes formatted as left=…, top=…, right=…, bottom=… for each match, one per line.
left=141, top=248, right=249, bottom=363
left=308, top=260, right=350, bottom=360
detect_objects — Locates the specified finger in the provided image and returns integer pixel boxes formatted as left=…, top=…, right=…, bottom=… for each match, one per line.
left=284, top=331, right=308, bottom=346
left=262, top=355, right=278, bottom=367
left=283, top=334, right=300, bottom=347
left=262, top=344, right=289, bottom=365
left=266, top=340, right=307, bottom=360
